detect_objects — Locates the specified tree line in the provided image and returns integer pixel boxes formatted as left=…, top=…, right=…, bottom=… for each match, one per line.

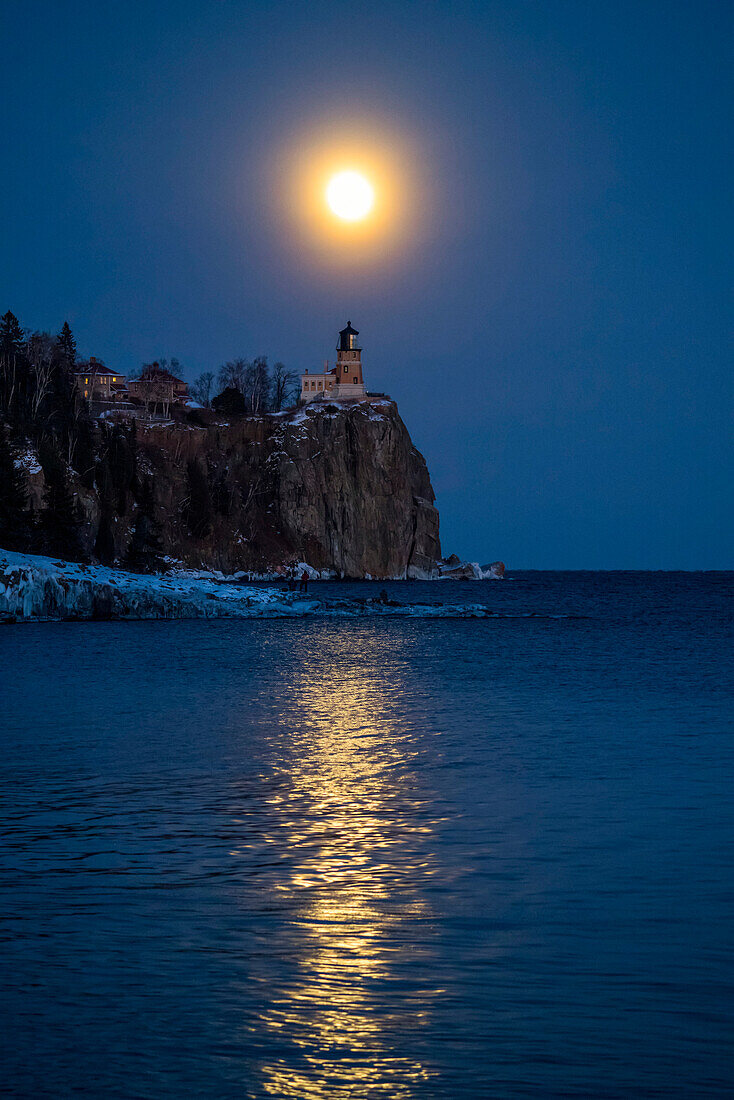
left=190, top=357, right=298, bottom=415
left=0, top=308, right=299, bottom=569
left=0, top=310, right=163, bottom=568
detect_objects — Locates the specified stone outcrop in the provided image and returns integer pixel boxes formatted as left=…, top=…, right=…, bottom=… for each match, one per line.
left=19, top=398, right=441, bottom=578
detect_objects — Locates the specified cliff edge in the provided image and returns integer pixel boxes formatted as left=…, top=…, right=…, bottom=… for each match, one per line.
left=19, top=398, right=441, bottom=578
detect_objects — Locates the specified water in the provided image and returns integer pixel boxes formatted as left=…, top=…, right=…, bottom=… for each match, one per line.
left=2, top=572, right=733, bottom=1098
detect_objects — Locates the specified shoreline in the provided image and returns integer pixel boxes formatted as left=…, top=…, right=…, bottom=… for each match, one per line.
left=0, top=550, right=500, bottom=623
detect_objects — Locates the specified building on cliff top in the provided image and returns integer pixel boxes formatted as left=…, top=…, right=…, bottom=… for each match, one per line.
left=300, top=322, right=367, bottom=404
left=127, top=362, right=189, bottom=417
left=75, top=358, right=190, bottom=419
left=74, top=357, right=128, bottom=403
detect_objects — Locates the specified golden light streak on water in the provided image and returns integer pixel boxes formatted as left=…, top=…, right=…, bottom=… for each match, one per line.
left=236, top=627, right=443, bottom=1097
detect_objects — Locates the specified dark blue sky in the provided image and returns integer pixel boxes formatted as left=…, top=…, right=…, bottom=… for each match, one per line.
left=2, top=1, right=731, bottom=567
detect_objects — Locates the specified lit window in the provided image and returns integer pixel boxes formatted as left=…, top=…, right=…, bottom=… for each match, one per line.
left=85, top=377, right=89, bottom=383
left=353, top=377, right=358, bottom=384
left=112, top=376, right=116, bottom=382
left=84, top=390, right=88, bottom=397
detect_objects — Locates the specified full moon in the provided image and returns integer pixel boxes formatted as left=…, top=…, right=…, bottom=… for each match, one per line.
left=326, top=170, right=374, bottom=221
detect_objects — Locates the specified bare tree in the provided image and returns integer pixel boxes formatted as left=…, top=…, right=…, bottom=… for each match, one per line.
left=190, top=371, right=214, bottom=407
left=157, top=356, right=184, bottom=378
left=131, top=364, right=173, bottom=418
left=140, top=379, right=172, bottom=419
left=270, top=362, right=298, bottom=411
left=25, top=332, right=55, bottom=420
left=245, top=356, right=270, bottom=414
left=218, top=358, right=248, bottom=393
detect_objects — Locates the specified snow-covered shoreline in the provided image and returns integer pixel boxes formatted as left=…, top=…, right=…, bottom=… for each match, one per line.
left=0, top=550, right=318, bottom=622
left=0, top=550, right=502, bottom=623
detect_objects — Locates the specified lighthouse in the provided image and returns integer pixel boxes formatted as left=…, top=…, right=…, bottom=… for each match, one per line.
left=335, top=322, right=364, bottom=390
left=300, top=322, right=367, bottom=403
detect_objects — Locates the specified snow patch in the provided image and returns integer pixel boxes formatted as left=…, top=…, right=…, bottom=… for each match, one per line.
left=13, top=444, right=42, bottom=475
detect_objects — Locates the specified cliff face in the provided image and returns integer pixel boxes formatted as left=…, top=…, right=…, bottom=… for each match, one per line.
left=262, top=400, right=440, bottom=577
left=23, top=399, right=441, bottom=578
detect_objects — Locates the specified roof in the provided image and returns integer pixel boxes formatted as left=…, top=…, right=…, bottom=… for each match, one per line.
left=337, top=320, right=361, bottom=352
left=76, top=364, right=121, bottom=377
left=135, top=365, right=186, bottom=385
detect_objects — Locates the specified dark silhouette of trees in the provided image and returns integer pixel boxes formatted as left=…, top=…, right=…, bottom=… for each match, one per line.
left=0, top=311, right=309, bottom=569
left=211, top=386, right=245, bottom=416
left=190, top=371, right=214, bottom=407
left=126, top=477, right=164, bottom=572
left=56, top=321, right=77, bottom=369
left=94, top=457, right=116, bottom=565
left=49, top=322, right=91, bottom=468
left=271, top=362, right=298, bottom=411
left=38, top=440, right=86, bottom=561
left=184, top=459, right=212, bottom=538
left=106, top=422, right=138, bottom=512
left=214, top=355, right=294, bottom=414
left=247, top=356, right=270, bottom=414
left=0, top=311, right=31, bottom=428
left=0, top=311, right=24, bottom=356
left=0, top=313, right=95, bottom=487
left=217, top=358, right=248, bottom=394
left=0, top=424, right=29, bottom=551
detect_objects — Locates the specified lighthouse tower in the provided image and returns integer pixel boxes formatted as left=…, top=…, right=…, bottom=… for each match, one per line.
left=300, top=321, right=367, bottom=403
left=336, top=321, right=362, bottom=382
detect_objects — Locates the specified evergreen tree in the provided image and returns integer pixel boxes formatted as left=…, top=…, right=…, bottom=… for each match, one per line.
left=211, top=386, right=245, bottom=416
left=0, top=311, right=31, bottom=427
left=126, top=477, right=164, bottom=573
left=0, top=311, right=24, bottom=357
left=109, top=424, right=136, bottom=512
left=185, top=458, right=212, bottom=538
left=38, top=440, right=86, bottom=561
left=0, top=424, right=29, bottom=551
left=73, top=416, right=97, bottom=488
left=55, top=322, right=77, bottom=370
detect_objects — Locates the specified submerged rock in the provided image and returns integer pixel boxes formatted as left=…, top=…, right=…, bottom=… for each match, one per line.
left=437, top=558, right=505, bottom=580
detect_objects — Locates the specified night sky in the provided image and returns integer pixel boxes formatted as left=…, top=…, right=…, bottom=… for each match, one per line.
left=2, top=1, right=731, bottom=568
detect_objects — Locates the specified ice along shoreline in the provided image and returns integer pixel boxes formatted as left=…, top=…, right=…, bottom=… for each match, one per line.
left=0, top=550, right=503, bottom=623
left=0, top=550, right=318, bottom=622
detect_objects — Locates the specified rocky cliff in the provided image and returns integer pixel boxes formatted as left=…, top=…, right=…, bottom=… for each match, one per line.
left=20, top=398, right=441, bottom=578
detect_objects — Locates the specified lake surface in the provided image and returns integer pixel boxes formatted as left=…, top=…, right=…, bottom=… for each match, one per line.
left=2, top=572, right=733, bottom=1098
